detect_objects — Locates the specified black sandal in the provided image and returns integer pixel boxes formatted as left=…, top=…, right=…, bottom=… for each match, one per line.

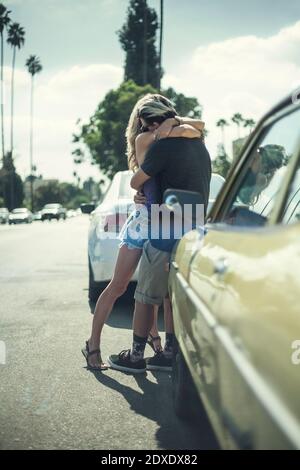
left=147, top=334, right=162, bottom=353
left=81, top=341, right=108, bottom=371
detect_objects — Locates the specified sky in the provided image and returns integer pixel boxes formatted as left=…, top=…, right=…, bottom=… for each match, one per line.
left=2, top=0, right=300, bottom=183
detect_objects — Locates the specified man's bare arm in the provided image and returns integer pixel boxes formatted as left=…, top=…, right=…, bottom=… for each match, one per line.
left=168, top=124, right=201, bottom=138
left=131, top=168, right=151, bottom=190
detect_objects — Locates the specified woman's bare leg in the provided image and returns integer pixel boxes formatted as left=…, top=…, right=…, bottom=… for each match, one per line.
left=88, top=245, right=141, bottom=367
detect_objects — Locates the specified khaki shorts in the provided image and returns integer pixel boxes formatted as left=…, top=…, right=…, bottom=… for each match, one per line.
left=134, top=240, right=171, bottom=305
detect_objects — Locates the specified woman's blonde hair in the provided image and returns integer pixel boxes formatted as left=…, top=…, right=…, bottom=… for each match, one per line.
left=126, top=93, right=177, bottom=172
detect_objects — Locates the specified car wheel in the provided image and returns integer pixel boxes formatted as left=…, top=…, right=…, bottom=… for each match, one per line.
left=172, top=338, right=207, bottom=422
left=88, top=257, right=107, bottom=303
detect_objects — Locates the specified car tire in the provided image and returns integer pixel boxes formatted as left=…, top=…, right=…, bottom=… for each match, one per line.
left=88, top=257, right=107, bottom=303
left=172, top=338, right=207, bottom=422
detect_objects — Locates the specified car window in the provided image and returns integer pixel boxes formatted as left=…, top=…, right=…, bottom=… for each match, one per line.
left=13, top=208, right=27, bottom=213
left=44, top=204, right=60, bottom=209
left=119, top=172, right=136, bottom=199
left=223, top=108, right=300, bottom=227
left=210, top=174, right=225, bottom=200
left=102, top=172, right=135, bottom=203
left=281, top=161, right=300, bottom=225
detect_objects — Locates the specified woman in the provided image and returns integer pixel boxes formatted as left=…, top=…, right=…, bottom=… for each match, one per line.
left=82, top=94, right=204, bottom=370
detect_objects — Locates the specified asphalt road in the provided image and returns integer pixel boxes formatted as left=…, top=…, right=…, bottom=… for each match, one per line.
left=0, top=216, right=218, bottom=450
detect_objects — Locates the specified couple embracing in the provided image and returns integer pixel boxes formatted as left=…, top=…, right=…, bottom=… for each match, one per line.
left=82, top=93, right=211, bottom=373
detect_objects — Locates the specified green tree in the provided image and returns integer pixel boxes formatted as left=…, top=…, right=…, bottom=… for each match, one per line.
left=34, top=180, right=90, bottom=210
left=243, top=118, right=256, bottom=134
left=0, top=3, right=11, bottom=161
left=0, top=151, right=23, bottom=210
left=216, top=118, right=229, bottom=147
left=7, top=22, right=25, bottom=157
left=164, top=87, right=202, bottom=118
left=83, top=177, right=103, bottom=201
left=25, top=55, right=42, bottom=211
left=118, top=0, right=161, bottom=88
left=34, top=180, right=61, bottom=209
left=212, top=144, right=231, bottom=179
left=232, top=112, right=244, bottom=138
left=259, top=144, right=288, bottom=177
left=73, top=80, right=156, bottom=178
left=73, top=80, right=203, bottom=178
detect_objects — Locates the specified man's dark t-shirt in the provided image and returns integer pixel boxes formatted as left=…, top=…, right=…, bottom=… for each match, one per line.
left=141, top=137, right=211, bottom=251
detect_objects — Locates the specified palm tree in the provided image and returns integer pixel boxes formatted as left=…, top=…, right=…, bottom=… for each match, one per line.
left=158, top=0, right=163, bottom=90
left=243, top=118, right=256, bottom=134
left=216, top=118, right=229, bottom=147
left=0, top=4, right=11, bottom=162
left=231, top=113, right=244, bottom=139
left=7, top=22, right=25, bottom=157
left=26, top=55, right=42, bottom=211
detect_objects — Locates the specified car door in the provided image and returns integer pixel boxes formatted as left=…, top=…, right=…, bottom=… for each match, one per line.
left=197, top=103, right=300, bottom=449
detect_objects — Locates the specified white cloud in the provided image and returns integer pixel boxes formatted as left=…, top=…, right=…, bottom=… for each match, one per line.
left=4, top=19, right=300, bottom=184
left=163, top=20, right=300, bottom=159
left=3, top=63, right=122, bottom=181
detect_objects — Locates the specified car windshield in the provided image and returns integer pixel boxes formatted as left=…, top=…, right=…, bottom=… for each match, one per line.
left=102, top=172, right=135, bottom=204
left=12, top=208, right=28, bottom=213
left=209, top=174, right=225, bottom=200
left=44, top=204, right=60, bottom=209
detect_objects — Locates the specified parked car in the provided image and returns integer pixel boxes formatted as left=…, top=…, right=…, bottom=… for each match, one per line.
left=41, top=203, right=66, bottom=221
left=66, top=209, right=77, bottom=218
left=9, top=208, right=33, bottom=224
left=0, top=207, right=9, bottom=224
left=84, top=170, right=225, bottom=303
left=168, top=91, right=300, bottom=449
left=83, top=171, right=137, bottom=302
left=33, top=211, right=42, bottom=221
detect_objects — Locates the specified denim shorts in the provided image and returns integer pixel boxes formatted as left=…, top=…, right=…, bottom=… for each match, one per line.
left=119, top=208, right=150, bottom=250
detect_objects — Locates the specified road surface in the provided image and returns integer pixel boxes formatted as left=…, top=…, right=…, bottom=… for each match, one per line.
left=0, top=216, right=217, bottom=450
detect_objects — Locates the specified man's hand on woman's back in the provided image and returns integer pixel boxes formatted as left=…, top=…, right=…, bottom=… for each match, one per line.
left=134, top=191, right=147, bottom=205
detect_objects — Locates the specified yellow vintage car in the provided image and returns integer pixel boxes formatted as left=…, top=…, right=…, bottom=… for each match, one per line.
left=168, top=91, right=300, bottom=450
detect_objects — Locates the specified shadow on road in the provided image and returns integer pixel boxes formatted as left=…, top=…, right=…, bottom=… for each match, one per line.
left=88, top=288, right=164, bottom=331
left=88, top=368, right=219, bottom=450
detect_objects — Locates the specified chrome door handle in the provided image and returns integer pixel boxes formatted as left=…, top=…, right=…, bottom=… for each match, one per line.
left=213, top=258, right=228, bottom=276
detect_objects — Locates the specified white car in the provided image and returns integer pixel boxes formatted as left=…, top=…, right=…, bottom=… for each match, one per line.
left=0, top=207, right=9, bottom=224
left=9, top=208, right=33, bottom=224
left=86, top=170, right=225, bottom=302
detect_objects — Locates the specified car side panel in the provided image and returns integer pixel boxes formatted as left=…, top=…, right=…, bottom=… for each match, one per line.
left=170, top=232, right=229, bottom=448
left=198, top=223, right=300, bottom=449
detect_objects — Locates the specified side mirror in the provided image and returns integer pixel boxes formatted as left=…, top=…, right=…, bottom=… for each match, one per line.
left=80, top=203, right=95, bottom=214
left=163, top=189, right=204, bottom=209
left=163, top=189, right=206, bottom=228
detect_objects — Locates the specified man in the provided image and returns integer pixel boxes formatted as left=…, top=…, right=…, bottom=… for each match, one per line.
left=108, top=105, right=211, bottom=373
